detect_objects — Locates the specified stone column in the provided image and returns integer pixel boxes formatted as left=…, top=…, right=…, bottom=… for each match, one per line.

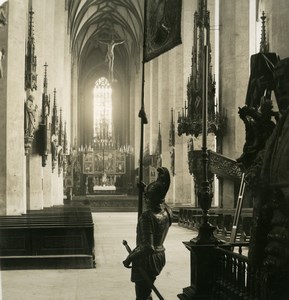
left=0, top=0, right=28, bottom=215
left=219, top=0, right=249, bottom=208
left=71, top=61, right=79, bottom=144
left=0, top=1, right=9, bottom=215
left=150, top=60, right=158, bottom=154
left=133, top=66, right=141, bottom=174
left=144, top=62, right=151, bottom=153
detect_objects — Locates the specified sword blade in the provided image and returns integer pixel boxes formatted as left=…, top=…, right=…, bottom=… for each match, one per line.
left=122, top=240, right=165, bottom=300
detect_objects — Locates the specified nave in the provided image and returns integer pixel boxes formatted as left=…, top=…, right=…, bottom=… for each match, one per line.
left=1, top=212, right=194, bottom=300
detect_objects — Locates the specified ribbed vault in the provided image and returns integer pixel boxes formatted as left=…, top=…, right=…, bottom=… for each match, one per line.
left=67, top=0, right=144, bottom=146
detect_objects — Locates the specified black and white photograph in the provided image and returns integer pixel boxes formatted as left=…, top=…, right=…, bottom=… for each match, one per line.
left=0, top=0, right=289, bottom=299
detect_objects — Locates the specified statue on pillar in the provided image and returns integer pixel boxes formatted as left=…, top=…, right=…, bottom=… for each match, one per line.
left=0, top=3, right=7, bottom=27
left=24, top=94, right=38, bottom=138
left=123, top=167, right=172, bottom=300
left=24, top=94, right=38, bottom=155
left=0, top=48, right=5, bottom=79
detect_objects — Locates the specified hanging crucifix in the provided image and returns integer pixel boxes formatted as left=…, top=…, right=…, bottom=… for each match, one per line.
left=98, top=38, right=125, bottom=82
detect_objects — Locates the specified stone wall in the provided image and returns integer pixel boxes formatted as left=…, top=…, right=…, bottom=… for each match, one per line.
left=0, top=0, right=71, bottom=215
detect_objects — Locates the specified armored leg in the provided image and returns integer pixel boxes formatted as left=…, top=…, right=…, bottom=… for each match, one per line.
left=135, top=279, right=155, bottom=300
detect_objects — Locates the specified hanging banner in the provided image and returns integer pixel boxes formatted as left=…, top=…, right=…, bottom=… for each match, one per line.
left=144, top=0, right=182, bottom=62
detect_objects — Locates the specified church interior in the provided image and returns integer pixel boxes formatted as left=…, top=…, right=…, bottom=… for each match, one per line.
left=0, top=0, right=289, bottom=299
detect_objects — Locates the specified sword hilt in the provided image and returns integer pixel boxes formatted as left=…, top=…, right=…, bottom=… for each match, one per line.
left=122, top=240, right=132, bottom=253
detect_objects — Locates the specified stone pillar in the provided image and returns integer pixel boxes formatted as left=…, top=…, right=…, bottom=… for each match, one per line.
left=150, top=60, right=158, bottom=154
left=27, top=154, right=44, bottom=210
left=0, top=1, right=9, bottom=215
left=133, top=67, right=141, bottom=173
left=219, top=0, right=249, bottom=208
left=0, top=0, right=28, bottom=215
left=144, top=62, right=151, bottom=152
left=43, top=166, right=52, bottom=207
left=71, top=61, right=79, bottom=144
left=129, top=69, right=136, bottom=179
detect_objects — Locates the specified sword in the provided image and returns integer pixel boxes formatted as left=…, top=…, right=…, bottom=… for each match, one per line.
left=122, top=240, right=165, bottom=300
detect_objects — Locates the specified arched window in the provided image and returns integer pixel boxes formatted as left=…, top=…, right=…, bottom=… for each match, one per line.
left=93, top=77, right=112, bottom=142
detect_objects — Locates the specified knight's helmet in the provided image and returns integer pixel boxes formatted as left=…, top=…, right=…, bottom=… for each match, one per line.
left=144, top=167, right=171, bottom=204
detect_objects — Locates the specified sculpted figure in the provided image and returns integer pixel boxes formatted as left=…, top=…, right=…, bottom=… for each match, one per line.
left=0, top=48, right=5, bottom=78
left=123, top=167, right=172, bottom=300
left=24, top=94, right=38, bottom=137
left=248, top=57, right=289, bottom=300
left=99, top=39, right=125, bottom=82
left=51, top=134, right=58, bottom=165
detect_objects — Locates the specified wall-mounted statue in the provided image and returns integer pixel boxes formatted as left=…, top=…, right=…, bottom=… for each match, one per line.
left=51, top=134, right=58, bottom=165
left=24, top=94, right=38, bottom=137
left=0, top=3, right=7, bottom=27
left=57, top=144, right=63, bottom=175
left=0, top=48, right=5, bottom=79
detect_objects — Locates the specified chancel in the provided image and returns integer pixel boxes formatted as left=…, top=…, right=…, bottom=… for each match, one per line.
left=0, top=0, right=289, bottom=300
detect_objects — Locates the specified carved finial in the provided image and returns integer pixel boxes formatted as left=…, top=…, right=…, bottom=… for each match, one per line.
left=169, top=108, right=175, bottom=147
left=28, top=8, right=34, bottom=40
left=260, top=11, right=269, bottom=53
left=63, top=121, right=68, bottom=154
left=156, top=121, right=162, bottom=156
left=52, top=88, right=58, bottom=136
left=43, top=62, right=48, bottom=93
left=59, top=107, right=63, bottom=146
left=53, top=88, right=57, bottom=108
left=25, top=6, right=37, bottom=91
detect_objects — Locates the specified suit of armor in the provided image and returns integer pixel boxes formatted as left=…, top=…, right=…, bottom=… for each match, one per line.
left=123, top=167, right=172, bottom=300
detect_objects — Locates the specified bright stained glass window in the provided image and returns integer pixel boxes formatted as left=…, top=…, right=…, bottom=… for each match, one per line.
left=93, top=77, right=112, bottom=140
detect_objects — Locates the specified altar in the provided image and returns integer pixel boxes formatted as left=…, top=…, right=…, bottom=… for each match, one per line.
left=93, top=185, right=116, bottom=191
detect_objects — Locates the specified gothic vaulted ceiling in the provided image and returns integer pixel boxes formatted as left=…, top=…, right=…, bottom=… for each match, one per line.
left=67, top=0, right=144, bottom=82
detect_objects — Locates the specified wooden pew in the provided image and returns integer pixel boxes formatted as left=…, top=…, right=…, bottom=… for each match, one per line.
left=0, top=206, right=95, bottom=270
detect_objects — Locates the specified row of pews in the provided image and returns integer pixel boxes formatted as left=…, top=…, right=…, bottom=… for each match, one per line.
left=176, top=207, right=253, bottom=242
left=0, top=206, right=95, bottom=270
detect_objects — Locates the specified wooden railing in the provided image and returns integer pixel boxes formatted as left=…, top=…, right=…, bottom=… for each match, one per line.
left=177, top=207, right=253, bottom=242
left=212, top=244, right=261, bottom=300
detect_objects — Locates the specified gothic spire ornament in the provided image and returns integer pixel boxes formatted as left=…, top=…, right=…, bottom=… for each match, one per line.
left=51, top=88, right=58, bottom=172
left=41, top=63, right=50, bottom=167
left=25, top=7, right=37, bottom=91
left=260, top=11, right=269, bottom=53
left=177, top=0, right=226, bottom=138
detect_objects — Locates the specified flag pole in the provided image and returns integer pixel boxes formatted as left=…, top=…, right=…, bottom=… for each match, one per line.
left=137, top=0, right=148, bottom=220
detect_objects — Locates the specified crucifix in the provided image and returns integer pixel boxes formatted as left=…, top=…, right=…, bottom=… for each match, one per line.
left=98, top=38, right=125, bottom=82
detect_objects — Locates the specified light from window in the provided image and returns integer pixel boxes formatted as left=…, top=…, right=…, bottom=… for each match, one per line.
left=93, top=77, right=112, bottom=141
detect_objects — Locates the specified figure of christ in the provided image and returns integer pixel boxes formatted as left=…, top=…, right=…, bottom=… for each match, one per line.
left=99, top=39, right=125, bottom=82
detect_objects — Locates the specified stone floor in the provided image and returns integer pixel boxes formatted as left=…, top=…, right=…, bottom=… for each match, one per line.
left=0, top=212, right=197, bottom=300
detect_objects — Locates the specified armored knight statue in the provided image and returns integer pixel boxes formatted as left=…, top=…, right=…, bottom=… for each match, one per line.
left=123, top=167, right=172, bottom=300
